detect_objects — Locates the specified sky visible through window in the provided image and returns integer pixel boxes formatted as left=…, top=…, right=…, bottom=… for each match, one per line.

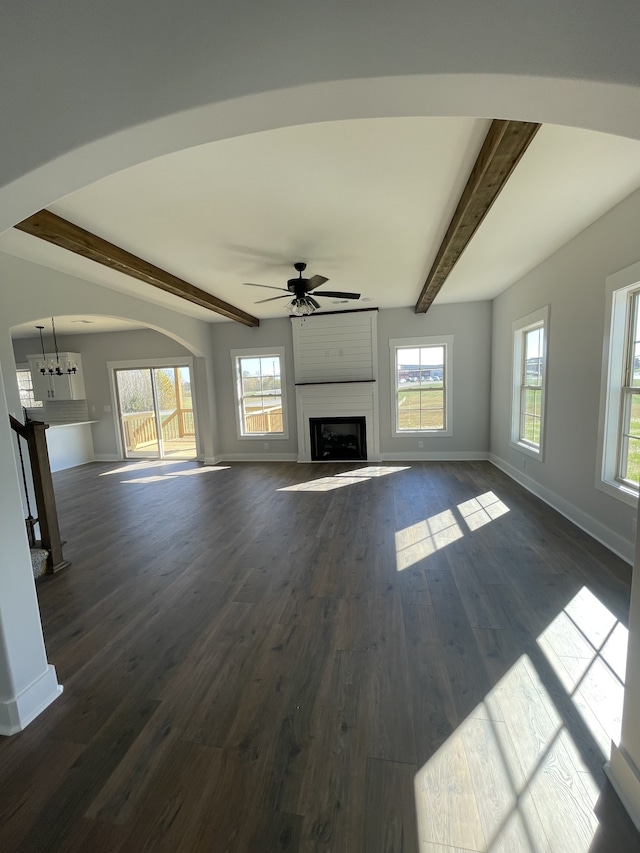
left=397, top=346, right=444, bottom=374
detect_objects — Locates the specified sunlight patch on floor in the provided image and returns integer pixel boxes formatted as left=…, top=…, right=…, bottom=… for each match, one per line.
left=99, top=460, right=189, bottom=475
left=536, top=586, right=627, bottom=756
left=336, top=465, right=410, bottom=478
left=279, top=474, right=370, bottom=492
left=457, top=491, right=510, bottom=531
left=395, top=510, right=463, bottom=570
left=415, top=655, right=598, bottom=851
left=278, top=466, right=410, bottom=492
left=395, top=490, right=510, bottom=571
left=119, top=466, right=230, bottom=484
left=415, top=588, right=628, bottom=851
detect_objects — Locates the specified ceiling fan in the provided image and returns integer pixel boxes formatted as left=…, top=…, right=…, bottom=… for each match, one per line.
left=243, top=262, right=360, bottom=315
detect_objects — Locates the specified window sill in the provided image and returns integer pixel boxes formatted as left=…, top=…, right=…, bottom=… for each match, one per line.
left=237, top=433, right=289, bottom=441
left=596, top=477, right=638, bottom=507
left=392, top=429, right=452, bottom=438
left=510, top=440, right=543, bottom=462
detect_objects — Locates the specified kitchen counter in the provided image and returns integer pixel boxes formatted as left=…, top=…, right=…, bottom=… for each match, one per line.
left=45, top=421, right=97, bottom=471
left=47, top=420, right=98, bottom=428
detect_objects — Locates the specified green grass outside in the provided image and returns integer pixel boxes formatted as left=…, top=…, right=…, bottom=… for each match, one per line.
left=397, top=384, right=444, bottom=430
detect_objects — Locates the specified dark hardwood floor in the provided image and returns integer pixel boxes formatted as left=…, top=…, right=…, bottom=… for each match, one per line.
left=1, top=459, right=639, bottom=852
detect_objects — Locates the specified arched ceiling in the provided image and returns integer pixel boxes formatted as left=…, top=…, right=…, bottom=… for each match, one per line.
left=3, top=119, right=640, bottom=325
left=4, top=2, right=640, bottom=326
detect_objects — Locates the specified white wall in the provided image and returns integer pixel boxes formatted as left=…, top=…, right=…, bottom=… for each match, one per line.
left=490, top=187, right=640, bottom=562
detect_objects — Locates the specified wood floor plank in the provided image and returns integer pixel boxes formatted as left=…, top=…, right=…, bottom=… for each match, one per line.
left=336, top=581, right=404, bottom=653
left=15, top=694, right=160, bottom=852
left=296, top=650, right=369, bottom=850
left=446, top=553, right=506, bottom=630
left=0, top=459, right=637, bottom=852
left=361, top=757, right=419, bottom=853
left=361, top=647, right=417, bottom=765
left=0, top=739, right=84, bottom=851
left=426, top=568, right=492, bottom=721
left=253, top=597, right=345, bottom=813
left=403, top=604, right=460, bottom=762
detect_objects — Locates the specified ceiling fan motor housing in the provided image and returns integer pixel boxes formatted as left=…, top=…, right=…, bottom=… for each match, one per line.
left=289, top=262, right=308, bottom=292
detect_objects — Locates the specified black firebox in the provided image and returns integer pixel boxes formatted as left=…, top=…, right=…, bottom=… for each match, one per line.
left=309, top=416, right=367, bottom=461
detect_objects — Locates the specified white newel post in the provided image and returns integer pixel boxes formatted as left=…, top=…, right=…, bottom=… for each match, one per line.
left=0, top=372, right=62, bottom=735
left=605, top=498, right=640, bottom=829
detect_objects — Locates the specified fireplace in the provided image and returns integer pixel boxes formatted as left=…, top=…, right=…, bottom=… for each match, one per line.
left=309, top=416, right=367, bottom=461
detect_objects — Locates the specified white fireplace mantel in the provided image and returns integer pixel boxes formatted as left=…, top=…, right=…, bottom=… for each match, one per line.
left=295, top=381, right=380, bottom=462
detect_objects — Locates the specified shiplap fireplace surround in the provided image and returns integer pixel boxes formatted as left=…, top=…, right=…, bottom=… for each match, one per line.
left=292, top=310, right=381, bottom=462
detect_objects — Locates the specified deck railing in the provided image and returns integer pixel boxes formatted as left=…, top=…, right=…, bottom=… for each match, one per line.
left=122, top=407, right=195, bottom=450
left=244, top=406, right=283, bottom=433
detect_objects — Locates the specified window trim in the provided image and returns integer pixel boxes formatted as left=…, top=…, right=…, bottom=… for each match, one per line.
left=230, top=346, right=289, bottom=440
left=15, top=364, right=43, bottom=409
left=389, top=335, right=453, bottom=438
left=597, top=261, right=640, bottom=506
left=510, top=305, right=549, bottom=461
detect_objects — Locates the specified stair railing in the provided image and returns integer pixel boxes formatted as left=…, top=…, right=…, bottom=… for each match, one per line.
left=9, top=414, right=70, bottom=574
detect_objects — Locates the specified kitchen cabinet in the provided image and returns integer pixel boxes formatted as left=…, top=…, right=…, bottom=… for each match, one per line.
left=28, top=353, right=85, bottom=401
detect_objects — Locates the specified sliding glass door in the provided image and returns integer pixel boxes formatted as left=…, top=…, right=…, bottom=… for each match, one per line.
left=115, top=365, right=196, bottom=459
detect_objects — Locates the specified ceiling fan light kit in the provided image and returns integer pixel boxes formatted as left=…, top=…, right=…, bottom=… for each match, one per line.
left=291, top=298, right=315, bottom=316
left=244, top=261, right=360, bottom=316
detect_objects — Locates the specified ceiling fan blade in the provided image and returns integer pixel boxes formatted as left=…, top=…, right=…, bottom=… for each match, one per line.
left=243, top=283, right=290, bottom=292
left=307, top=296, right=321, bottom=310
left=254, top=294, right=292, bottom=304
left=306, top=275, right=329, bottom=291
left=313, top=290, right=360, bottom=299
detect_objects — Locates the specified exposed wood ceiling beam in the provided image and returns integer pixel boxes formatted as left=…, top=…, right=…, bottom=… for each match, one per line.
left=14, top=209, right=260, bottom=327
left=415, top=119, right=541, bottom=314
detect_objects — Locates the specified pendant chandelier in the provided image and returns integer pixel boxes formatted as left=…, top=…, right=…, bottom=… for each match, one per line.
left=36, top=318, right=77, bottom=375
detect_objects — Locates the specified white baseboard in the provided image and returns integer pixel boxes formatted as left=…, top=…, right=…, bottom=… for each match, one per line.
left=489, top=453, right=634, bottom=564
left=93, top=453, right=119, bottom=462
left=215, top=453, right=298, bottom=463
left=0, top=665, right=62, bottom=736
left=381, top=450, right=490, bottom=462
left=605, top=744, right=640, bottom=830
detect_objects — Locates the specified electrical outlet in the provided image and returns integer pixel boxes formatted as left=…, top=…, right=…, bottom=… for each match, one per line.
left=418, top=440, right=423, bottom=449
left=264, top=442, right=269, bottom=450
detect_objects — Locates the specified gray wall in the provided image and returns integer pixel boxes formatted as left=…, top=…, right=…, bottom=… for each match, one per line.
left=210, top=304, right=492, bottom=460
left=377, top=305, right=492, bottom=457
left=491, top=186, right=640, bottom=561
left=211, top=318, right=298, bottom=459
left=14, top=329, right=193, bottom=457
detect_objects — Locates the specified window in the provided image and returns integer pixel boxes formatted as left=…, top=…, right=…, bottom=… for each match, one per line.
left=511, top=306, right=548, bottom=459
left=390, top=336, right=453, bottom=436
left=619, top=290, right=640, bottom=486
left=598, top=262, right=640, bottom=504
left=16, top=368, right=43, bottom=409
left=231, top=347, right=289, bottom=439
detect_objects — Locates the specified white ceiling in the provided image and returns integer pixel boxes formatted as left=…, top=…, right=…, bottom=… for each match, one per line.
left=5, top=117, right=640, bottom=334
left=11, top=316, right=146, bottom=339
